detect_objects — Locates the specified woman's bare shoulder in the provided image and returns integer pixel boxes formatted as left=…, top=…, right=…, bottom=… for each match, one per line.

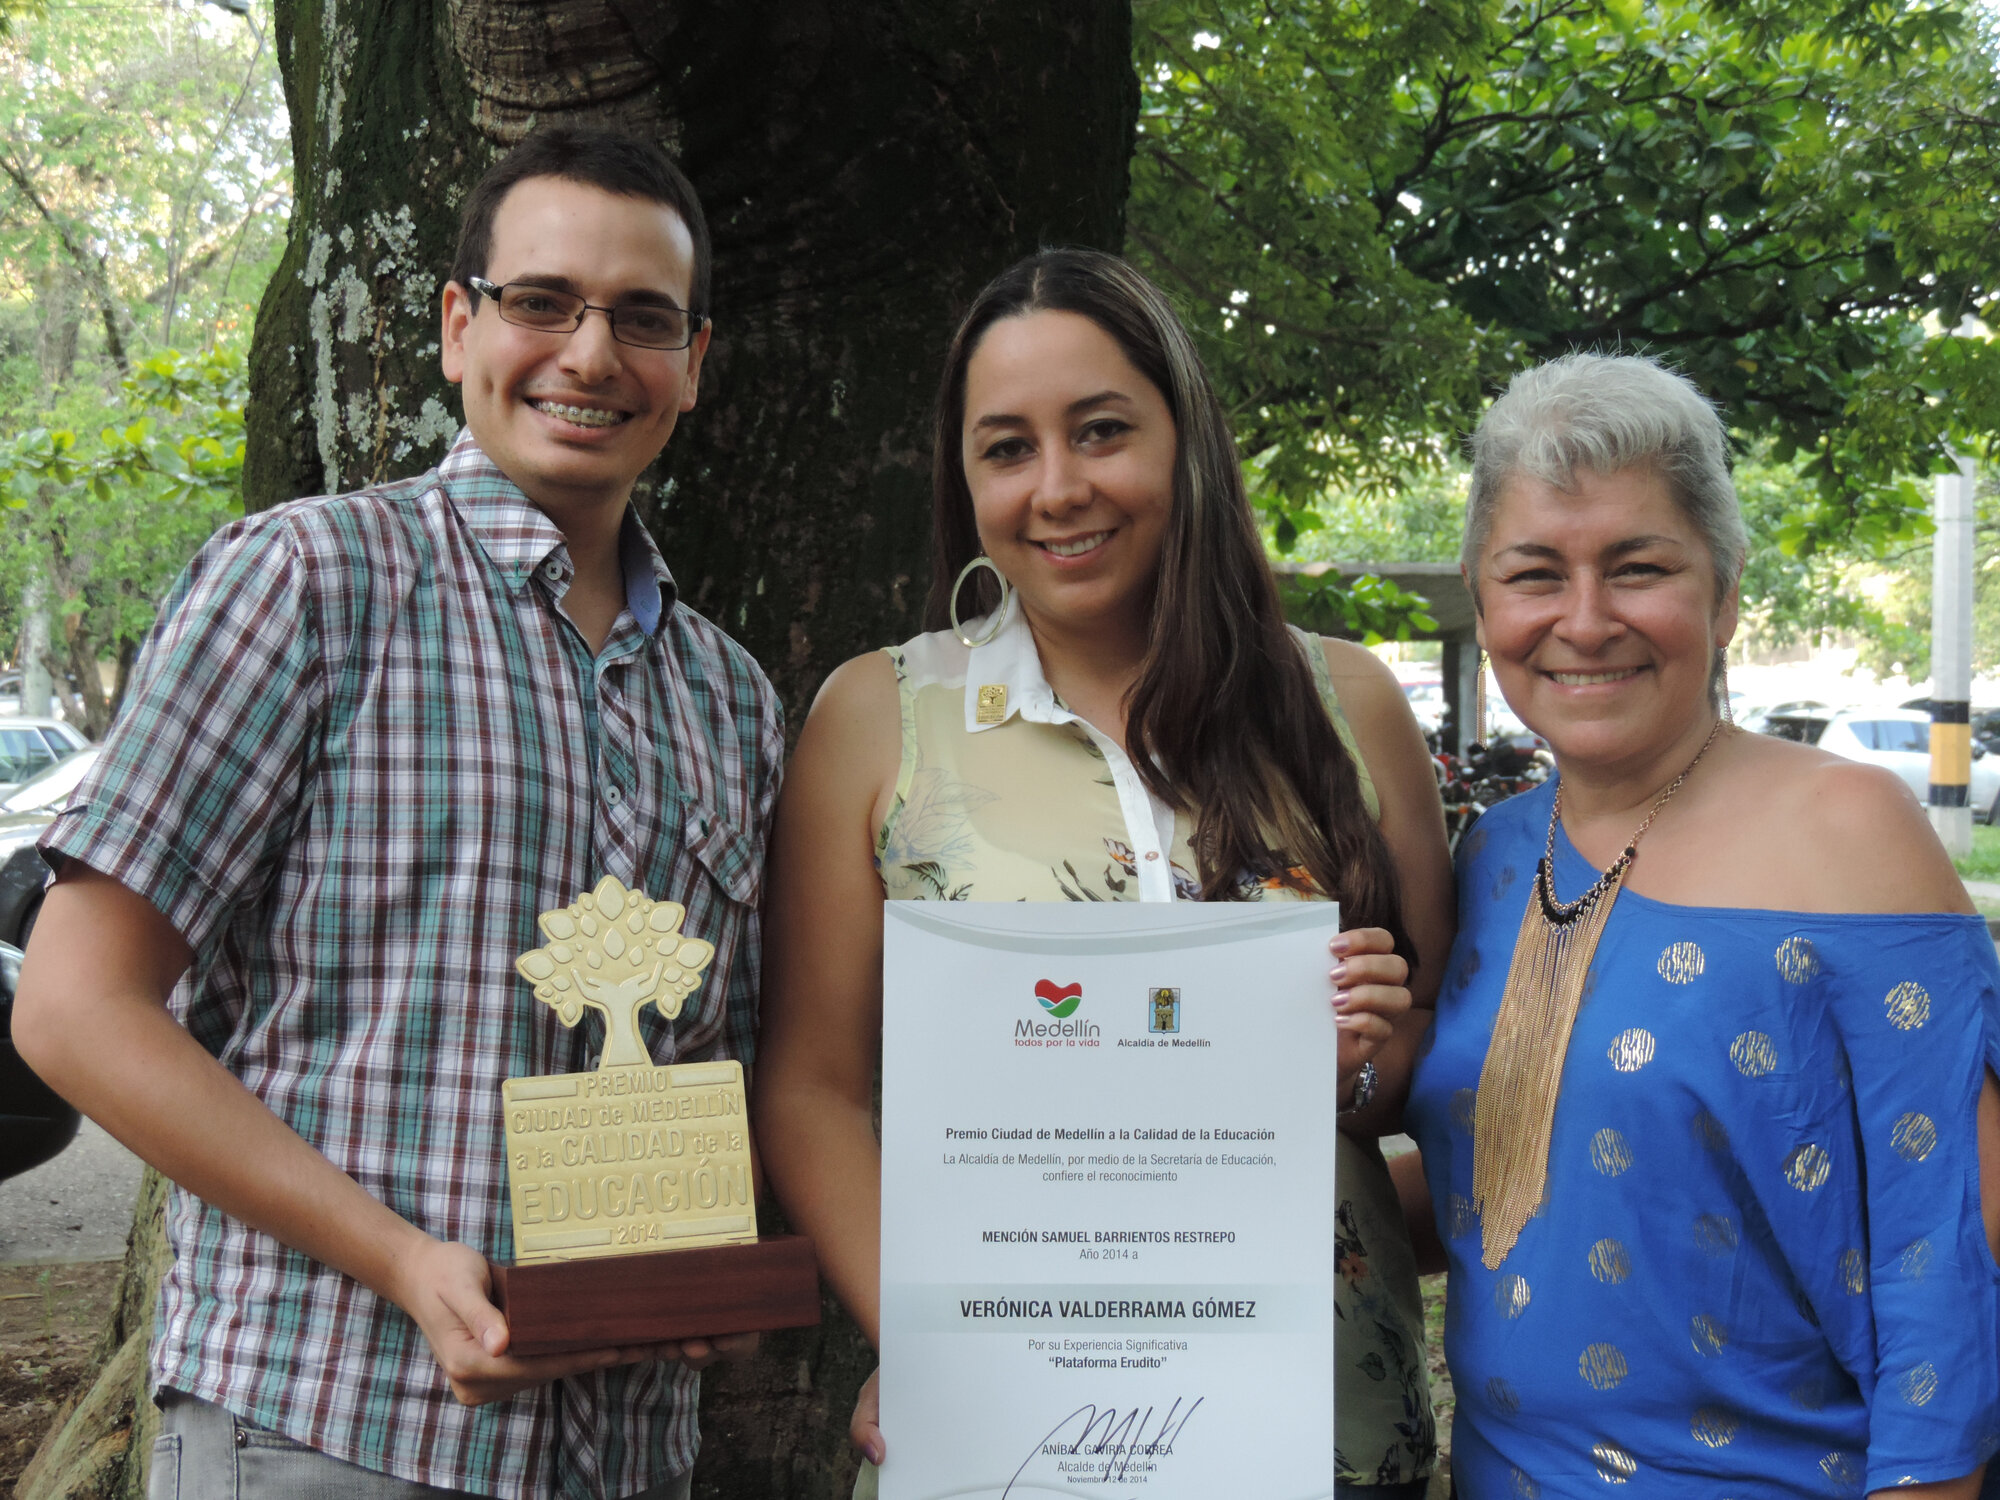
left=1314, top=637, right=1406, bottom=723
left=809, top=648, right=901, bottom=723
left=1316, top=635, right=1399, bottom=687
left=1718, top=731, right=1971, bottom=915
left=788, top=649, right=903, bottom=808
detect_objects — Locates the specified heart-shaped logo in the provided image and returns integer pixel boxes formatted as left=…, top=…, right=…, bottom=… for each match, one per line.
left=1034, top=979, right=1082, bottom=1018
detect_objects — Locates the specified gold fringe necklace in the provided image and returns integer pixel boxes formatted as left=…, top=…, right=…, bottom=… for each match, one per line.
left=1471, top=719, right=1727, bottom=1269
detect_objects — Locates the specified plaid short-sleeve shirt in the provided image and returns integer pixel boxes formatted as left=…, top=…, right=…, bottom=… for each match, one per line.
left=41, top=431, right=784, bottom=1500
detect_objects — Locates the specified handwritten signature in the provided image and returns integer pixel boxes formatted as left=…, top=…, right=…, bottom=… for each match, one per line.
left=1004, top=1397, right=1204, bottom=1495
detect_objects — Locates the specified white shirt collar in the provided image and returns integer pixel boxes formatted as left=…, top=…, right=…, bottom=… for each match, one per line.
left=957, top=598, right=1184, bottom=901
left=960, top=596, right=1067, bottom=733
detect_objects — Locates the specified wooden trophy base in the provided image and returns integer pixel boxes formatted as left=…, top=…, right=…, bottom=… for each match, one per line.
left=490, top=1235, right=820, bottom=1355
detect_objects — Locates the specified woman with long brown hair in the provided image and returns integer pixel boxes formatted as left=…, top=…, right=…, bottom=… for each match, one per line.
left=754, top=248, right=1452, bottom=1495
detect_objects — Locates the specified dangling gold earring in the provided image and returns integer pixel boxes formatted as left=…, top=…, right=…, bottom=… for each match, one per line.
left=950, top=554, right=1013, bottom=650
left=1717, top=646, right=1733, bottom=724
left=1473, top=650, right=1489, bottom=746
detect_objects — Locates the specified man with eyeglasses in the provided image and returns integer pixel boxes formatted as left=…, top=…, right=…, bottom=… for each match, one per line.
left=16, top=127, right=780, bottom=1500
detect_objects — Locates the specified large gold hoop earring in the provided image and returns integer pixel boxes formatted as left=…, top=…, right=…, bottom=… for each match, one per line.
left=950, top=554, right=1013, bottom=650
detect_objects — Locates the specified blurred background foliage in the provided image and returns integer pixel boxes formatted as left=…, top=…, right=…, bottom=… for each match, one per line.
left=1130, top=0, right=2000, bottom=644
left=0, top=0, right=281, bottom=717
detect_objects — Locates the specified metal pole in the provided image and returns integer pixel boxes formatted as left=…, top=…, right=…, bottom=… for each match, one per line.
left=1930, top=454, right=1977, bottom=856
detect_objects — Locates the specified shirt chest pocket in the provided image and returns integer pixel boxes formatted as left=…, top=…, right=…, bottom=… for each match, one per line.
left=678, top=798, right=762, bottom=907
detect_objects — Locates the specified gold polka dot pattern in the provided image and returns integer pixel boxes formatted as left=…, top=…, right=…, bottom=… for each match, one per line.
left=1507, top=1469, right=1539, bottom=1499
left=1690, top=1407, right=1738, bottom=1447
left=1776, top=936, right=1821, bottom=983
left=1784, top=1143, right=1831, bottom=1191
left=1689, top=1313, right=1728, bottom=1356
left=1898, top=1361, right=1939, bottom=1407
left=1588, top=1238, right=1631, bottom=1283
left=1494, top=1274, right=1531, bottom=1319
left=1447, top=1194, right=1477, bottom=1238
left=1579, top=1343, right=1628, bottom=1390
left=1692, top=1215, right=1738, bottom=1257
left=1657, top=941, right=1705, bottom=983
left=1819, top=1452, right=1861, bottom=1492
left=1591, top=1128, right=1634, bottom=1175
left=1891, top=1112, right=1937, bottom=1162
left=1450, top=1088, right=1477, bottom=1133
left=1592, top=1442, right=1638, bottom=1482
left=1885, top=981, right=1930, bottom=1031
left=1790, top=1378, right=1825, bottom=1411
left=1839, top=1248, right=1866, bottom=1294
left=1607, top=1028, right=1656, bottom=1072
left=1899, top=1238, right=1934, bottom=1280
left=1730, top=1031, right=1778, bottom=1077
left=1692, top=1110, right=1729, bottom=1151
left=1486, top=1376, right=1522, bottom=1414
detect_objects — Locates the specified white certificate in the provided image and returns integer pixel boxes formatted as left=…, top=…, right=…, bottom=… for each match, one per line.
left=880, top=902, right=1338, bottom=1500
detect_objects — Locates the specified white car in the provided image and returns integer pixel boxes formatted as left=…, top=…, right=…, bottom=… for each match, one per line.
left=1758, top=707, right=2000, bottom=821
left=0, top=717, right=88, bottom=798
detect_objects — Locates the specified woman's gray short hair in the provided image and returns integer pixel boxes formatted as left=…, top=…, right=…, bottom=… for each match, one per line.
left=1462, top=354, right=1746, bottom=604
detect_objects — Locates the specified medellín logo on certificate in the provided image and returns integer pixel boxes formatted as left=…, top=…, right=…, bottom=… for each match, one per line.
left=1149, top=986, right=1181, bottom=1033
left=1034, top=979, right=1082, bottom=1017
left=1016, top=979, right=1100, bottom=1047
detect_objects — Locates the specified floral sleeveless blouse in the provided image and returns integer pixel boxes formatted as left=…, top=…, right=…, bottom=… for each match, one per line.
left=874, top=605, right=1437, bottom=1486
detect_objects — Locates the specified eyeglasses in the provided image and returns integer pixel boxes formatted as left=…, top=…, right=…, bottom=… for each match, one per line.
left=467, top=277, right=707, bottom=351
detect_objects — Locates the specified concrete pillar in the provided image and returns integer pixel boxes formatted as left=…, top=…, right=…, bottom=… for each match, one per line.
left=21, top=576, right=53, bottom=720
left=1930, top=454, right=1977, bottom=855
left=1442, top=639, right=1480, bottom=757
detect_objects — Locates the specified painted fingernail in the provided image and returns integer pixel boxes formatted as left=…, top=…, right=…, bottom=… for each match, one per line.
left=1329, top=934, right=1353, bottom=955
left=1329, top=962, right=1349, bottom=984
left=867, top=1440, right=885, bottom=1465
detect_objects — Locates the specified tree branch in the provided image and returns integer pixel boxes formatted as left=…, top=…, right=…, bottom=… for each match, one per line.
left=0, top=152, right=130, bottom=374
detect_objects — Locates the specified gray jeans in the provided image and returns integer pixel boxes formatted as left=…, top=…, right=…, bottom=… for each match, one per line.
left=149, top=1390, right=693, bottom=1500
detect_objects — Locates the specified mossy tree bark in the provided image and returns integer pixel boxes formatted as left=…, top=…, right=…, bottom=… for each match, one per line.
left=29, top=5, right=1135, bottom=1499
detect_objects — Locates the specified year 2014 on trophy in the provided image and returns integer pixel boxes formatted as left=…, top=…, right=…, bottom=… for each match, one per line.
left=487, top=877, right=820, bottom=1355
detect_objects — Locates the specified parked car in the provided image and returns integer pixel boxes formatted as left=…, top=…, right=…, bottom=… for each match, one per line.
left=1759, top=707, right=2000, bottom=820
left=0, top=939, right=79, bottom=1181
left=0, top=715, right=88, bottom=797
left=0, top=747, right=99, bottom=948
left=1739, top=699, right=1831, bottom=735
left=1902, top=698, right=2000, bottom=757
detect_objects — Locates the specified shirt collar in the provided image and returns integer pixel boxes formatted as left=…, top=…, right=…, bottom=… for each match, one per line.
left=436, top=428, right=677, bottom=635
left=962, top=596, right=1065, bottom=733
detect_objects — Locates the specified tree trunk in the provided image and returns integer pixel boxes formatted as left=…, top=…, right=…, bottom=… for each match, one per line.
left=18, top=1168, right=171, bottom=1500
left=26, top=5, right=1137, bottom=1499
left=243, top=0, right=1137, bottom=722
left=34, top=264, right=83, bottom=387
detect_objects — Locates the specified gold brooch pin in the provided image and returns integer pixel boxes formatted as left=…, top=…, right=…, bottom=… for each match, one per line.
left=976, top=684, right=1008, bottom=725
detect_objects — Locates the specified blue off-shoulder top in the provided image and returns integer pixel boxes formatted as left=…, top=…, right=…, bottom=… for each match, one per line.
left=1408, top=778, right=2000, bottom=1496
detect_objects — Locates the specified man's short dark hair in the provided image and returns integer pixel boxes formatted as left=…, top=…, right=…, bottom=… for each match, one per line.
left=450, top=125, right=712, bottom=315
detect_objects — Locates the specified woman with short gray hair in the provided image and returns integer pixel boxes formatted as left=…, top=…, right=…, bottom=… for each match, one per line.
left=1461, top=353, right=1746, bottom=596
left=1407, top=353, right=2000, bottom=1493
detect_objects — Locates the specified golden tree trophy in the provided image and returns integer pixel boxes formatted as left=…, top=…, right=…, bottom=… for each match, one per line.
left=488, top=877, right=819, bottom=1355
